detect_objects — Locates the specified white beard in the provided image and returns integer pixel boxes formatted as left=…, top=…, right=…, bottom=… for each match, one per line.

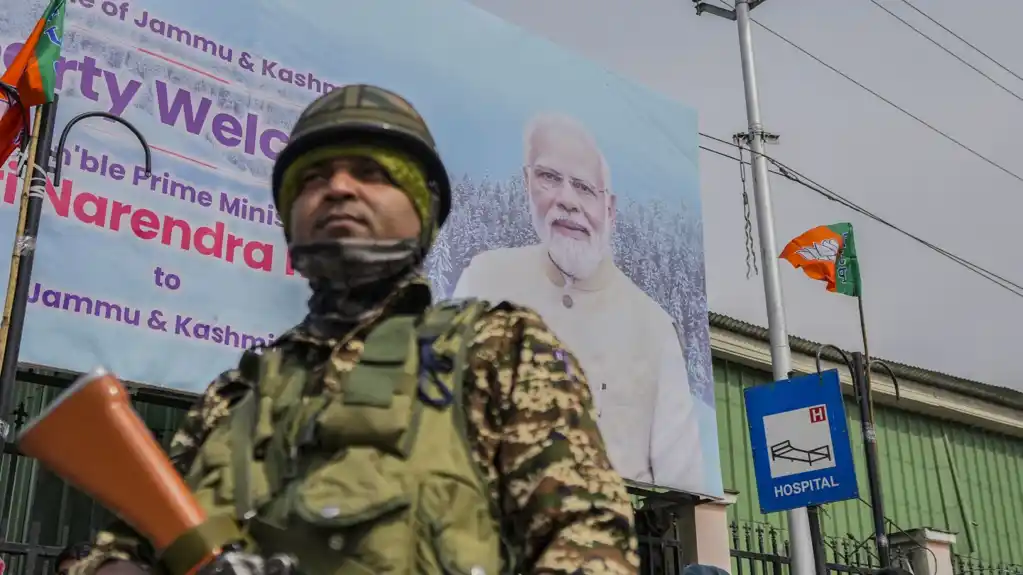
left=530, top=198, right=609, bottom=281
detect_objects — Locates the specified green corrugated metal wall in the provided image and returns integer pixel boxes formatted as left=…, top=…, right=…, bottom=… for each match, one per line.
left=4, top=359, right=1023, bottom=566
left=715, top=357, right=1023, bottom=565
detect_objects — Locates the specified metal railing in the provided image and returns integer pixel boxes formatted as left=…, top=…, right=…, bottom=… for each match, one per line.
left=953, top=554, right=1023, bottom=575
left=636, top=506, right=686, bottom=575
left=729, top=521, right=894, bottom=575
left=0, top=523, right=67, bottom=575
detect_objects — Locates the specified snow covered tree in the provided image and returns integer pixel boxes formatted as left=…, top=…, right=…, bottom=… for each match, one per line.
left=434, top=172, right=714, bottom=407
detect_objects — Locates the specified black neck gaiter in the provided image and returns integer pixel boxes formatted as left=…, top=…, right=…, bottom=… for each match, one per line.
left=289, top=237, right=422, bottom=337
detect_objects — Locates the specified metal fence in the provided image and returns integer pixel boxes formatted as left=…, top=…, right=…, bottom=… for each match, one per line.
left=0, top=522, right=69, bottom=575
left=953, top=555, right=1023, bottom=575
left=0, top=442, right=116, bottom=575
left=729, top=521, right=889, bottom=575
left=635, top=505, right=686, bottom=575
left=0, top=491, right=690, bottom=575
left=0, top=378, right=690, bottom=575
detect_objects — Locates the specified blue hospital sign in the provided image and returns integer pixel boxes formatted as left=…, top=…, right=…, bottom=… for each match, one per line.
left=744, top=369, right=859, bottom=513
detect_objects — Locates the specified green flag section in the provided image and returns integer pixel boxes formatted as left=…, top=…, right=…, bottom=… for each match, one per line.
left=779, top=222, right=862, bottom=297
left=0, top=0, right=66, bottom=163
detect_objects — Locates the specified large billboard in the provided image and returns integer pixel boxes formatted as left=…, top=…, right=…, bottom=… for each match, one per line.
left=1, top=0, right=721, bottom=496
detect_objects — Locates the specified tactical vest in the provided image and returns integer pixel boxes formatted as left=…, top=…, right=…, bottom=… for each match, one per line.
left=182, top=300, right=504, bottom=575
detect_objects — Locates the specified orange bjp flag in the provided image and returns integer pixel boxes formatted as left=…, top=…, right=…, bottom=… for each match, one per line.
left=0, top=0, right=66, bottom=164
left=779, top=223, right=861, bottom=297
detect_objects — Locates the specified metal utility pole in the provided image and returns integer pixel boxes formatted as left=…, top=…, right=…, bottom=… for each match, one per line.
left=852, top=352, right=891, bottom=566
left=693, top=2, right=816, bottom=575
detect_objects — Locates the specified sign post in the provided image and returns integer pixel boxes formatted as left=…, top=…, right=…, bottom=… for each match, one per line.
left=693, top=0, right=816, bottom=571
left=744, top=369, right=859, bottom=514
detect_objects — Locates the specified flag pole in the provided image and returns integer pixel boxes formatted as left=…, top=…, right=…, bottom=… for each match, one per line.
left=857, top=294, right=870, bottom=373
left=0, top=106, right=44, bottom=371
left=856, top=293, right=874, bottom=419
left=783, top=223, right=890, bottom=565
left=854, top=287, right=890, bottom=565
left=0, top=98, right=57, bottom=460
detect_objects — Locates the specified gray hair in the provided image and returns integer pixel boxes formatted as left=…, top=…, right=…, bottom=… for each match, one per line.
left=522, top=113, right=611, bottom=191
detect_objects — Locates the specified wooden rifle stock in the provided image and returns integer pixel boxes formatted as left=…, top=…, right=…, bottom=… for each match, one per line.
left=17, top=368, right=239, bottom=575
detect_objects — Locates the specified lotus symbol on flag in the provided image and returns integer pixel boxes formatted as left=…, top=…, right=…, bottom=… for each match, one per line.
left=796, top=238, right=840, bottom=262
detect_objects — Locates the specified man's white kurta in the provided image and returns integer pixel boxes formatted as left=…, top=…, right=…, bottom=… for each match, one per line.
left=453, top=244, right=706, bottom=494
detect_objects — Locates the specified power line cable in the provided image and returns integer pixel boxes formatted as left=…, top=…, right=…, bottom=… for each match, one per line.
left=896, top=0, right=1023, bottom=85
left=698, top=133, right=1023, bottom=297
left=601, top=30, right=1023, bottom=298
left=705, top=136, right=1023, bottom=297
left=824, top=496, right=940, bottom=570
left=702, top=132, right=1023, bottom=296
left=866, top=0, right=1023, bottom=104
left=713, top=0, right=1023, bottom=186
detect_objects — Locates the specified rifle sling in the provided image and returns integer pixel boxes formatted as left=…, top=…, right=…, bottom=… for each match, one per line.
left=159, top=514, right=244, bottom=575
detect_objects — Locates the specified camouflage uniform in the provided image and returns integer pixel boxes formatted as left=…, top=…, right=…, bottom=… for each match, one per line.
left=72, top=85, right=639, bottom=575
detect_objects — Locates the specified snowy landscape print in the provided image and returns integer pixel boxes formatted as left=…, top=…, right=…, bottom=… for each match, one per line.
left=425, top=173, right=713, bottom=407
left=2, top=0, right=715, bottom=430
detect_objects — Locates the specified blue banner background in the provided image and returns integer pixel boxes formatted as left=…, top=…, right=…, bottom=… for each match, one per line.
left=1, top=0, right=721, bottom=496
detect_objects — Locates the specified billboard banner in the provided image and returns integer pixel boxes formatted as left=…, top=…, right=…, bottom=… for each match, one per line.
left=1, top=0, right=721, bottom=496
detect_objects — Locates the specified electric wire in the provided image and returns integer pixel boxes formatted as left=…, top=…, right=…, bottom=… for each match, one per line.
left=866, top=0, right=1023, bottom=104
left=698, top=133, right=1023, bottom=298
left=860, top=496, right=941, bottom=570
left=713, top=0, right=1023, bottom=186
left=896, top=0, right=1023, bottom=85
left=701, top=132, right=1023, bottom=296
left=606, top=9, right=1023, bottom=299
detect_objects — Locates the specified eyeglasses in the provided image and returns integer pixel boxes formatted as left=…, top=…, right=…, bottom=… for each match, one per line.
left=528, top=165, right=607, bottom=204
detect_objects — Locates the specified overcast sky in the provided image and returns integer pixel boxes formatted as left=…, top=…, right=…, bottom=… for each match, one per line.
left=467, top=0, right=1023, bottom=390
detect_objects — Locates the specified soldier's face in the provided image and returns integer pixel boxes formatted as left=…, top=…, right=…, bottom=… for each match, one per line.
left=289, top=156, right=422, bottom=244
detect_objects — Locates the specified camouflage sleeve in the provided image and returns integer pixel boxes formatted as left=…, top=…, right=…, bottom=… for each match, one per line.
left=468, top=304, right=640, bottom=575
left=69, top=369, right=253, bottom=575
left=165, top=367, right=253, bottom=471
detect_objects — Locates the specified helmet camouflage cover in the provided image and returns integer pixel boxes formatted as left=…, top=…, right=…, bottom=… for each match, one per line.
left=271, top=84, right=452, bottom=232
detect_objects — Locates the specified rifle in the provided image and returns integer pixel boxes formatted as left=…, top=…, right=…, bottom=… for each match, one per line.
left=17, top=368, right=246, bottom=575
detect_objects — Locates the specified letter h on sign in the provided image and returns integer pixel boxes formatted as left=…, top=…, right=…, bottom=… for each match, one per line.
left=809, top=405, right=827, bottom=423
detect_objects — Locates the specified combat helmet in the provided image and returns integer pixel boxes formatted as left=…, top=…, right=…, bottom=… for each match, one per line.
left=272, top=84, right=452, bottom=231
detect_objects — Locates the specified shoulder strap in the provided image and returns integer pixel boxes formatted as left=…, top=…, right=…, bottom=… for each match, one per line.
left=415, top=298, right=489, bottom=407
left=418, top=300, right=519, bottom=573
left=418, top=298, right=484, bottom=339
left=345, top=314, right=418, bottom=407
left=230, top=344, right=294, bottom=522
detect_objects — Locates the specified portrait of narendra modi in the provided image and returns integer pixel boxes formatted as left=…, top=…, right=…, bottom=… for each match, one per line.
left=450, top=112, right=709, bottom=494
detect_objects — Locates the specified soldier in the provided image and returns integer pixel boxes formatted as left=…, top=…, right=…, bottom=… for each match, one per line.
left=72, top=85, right=639, bottom=575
